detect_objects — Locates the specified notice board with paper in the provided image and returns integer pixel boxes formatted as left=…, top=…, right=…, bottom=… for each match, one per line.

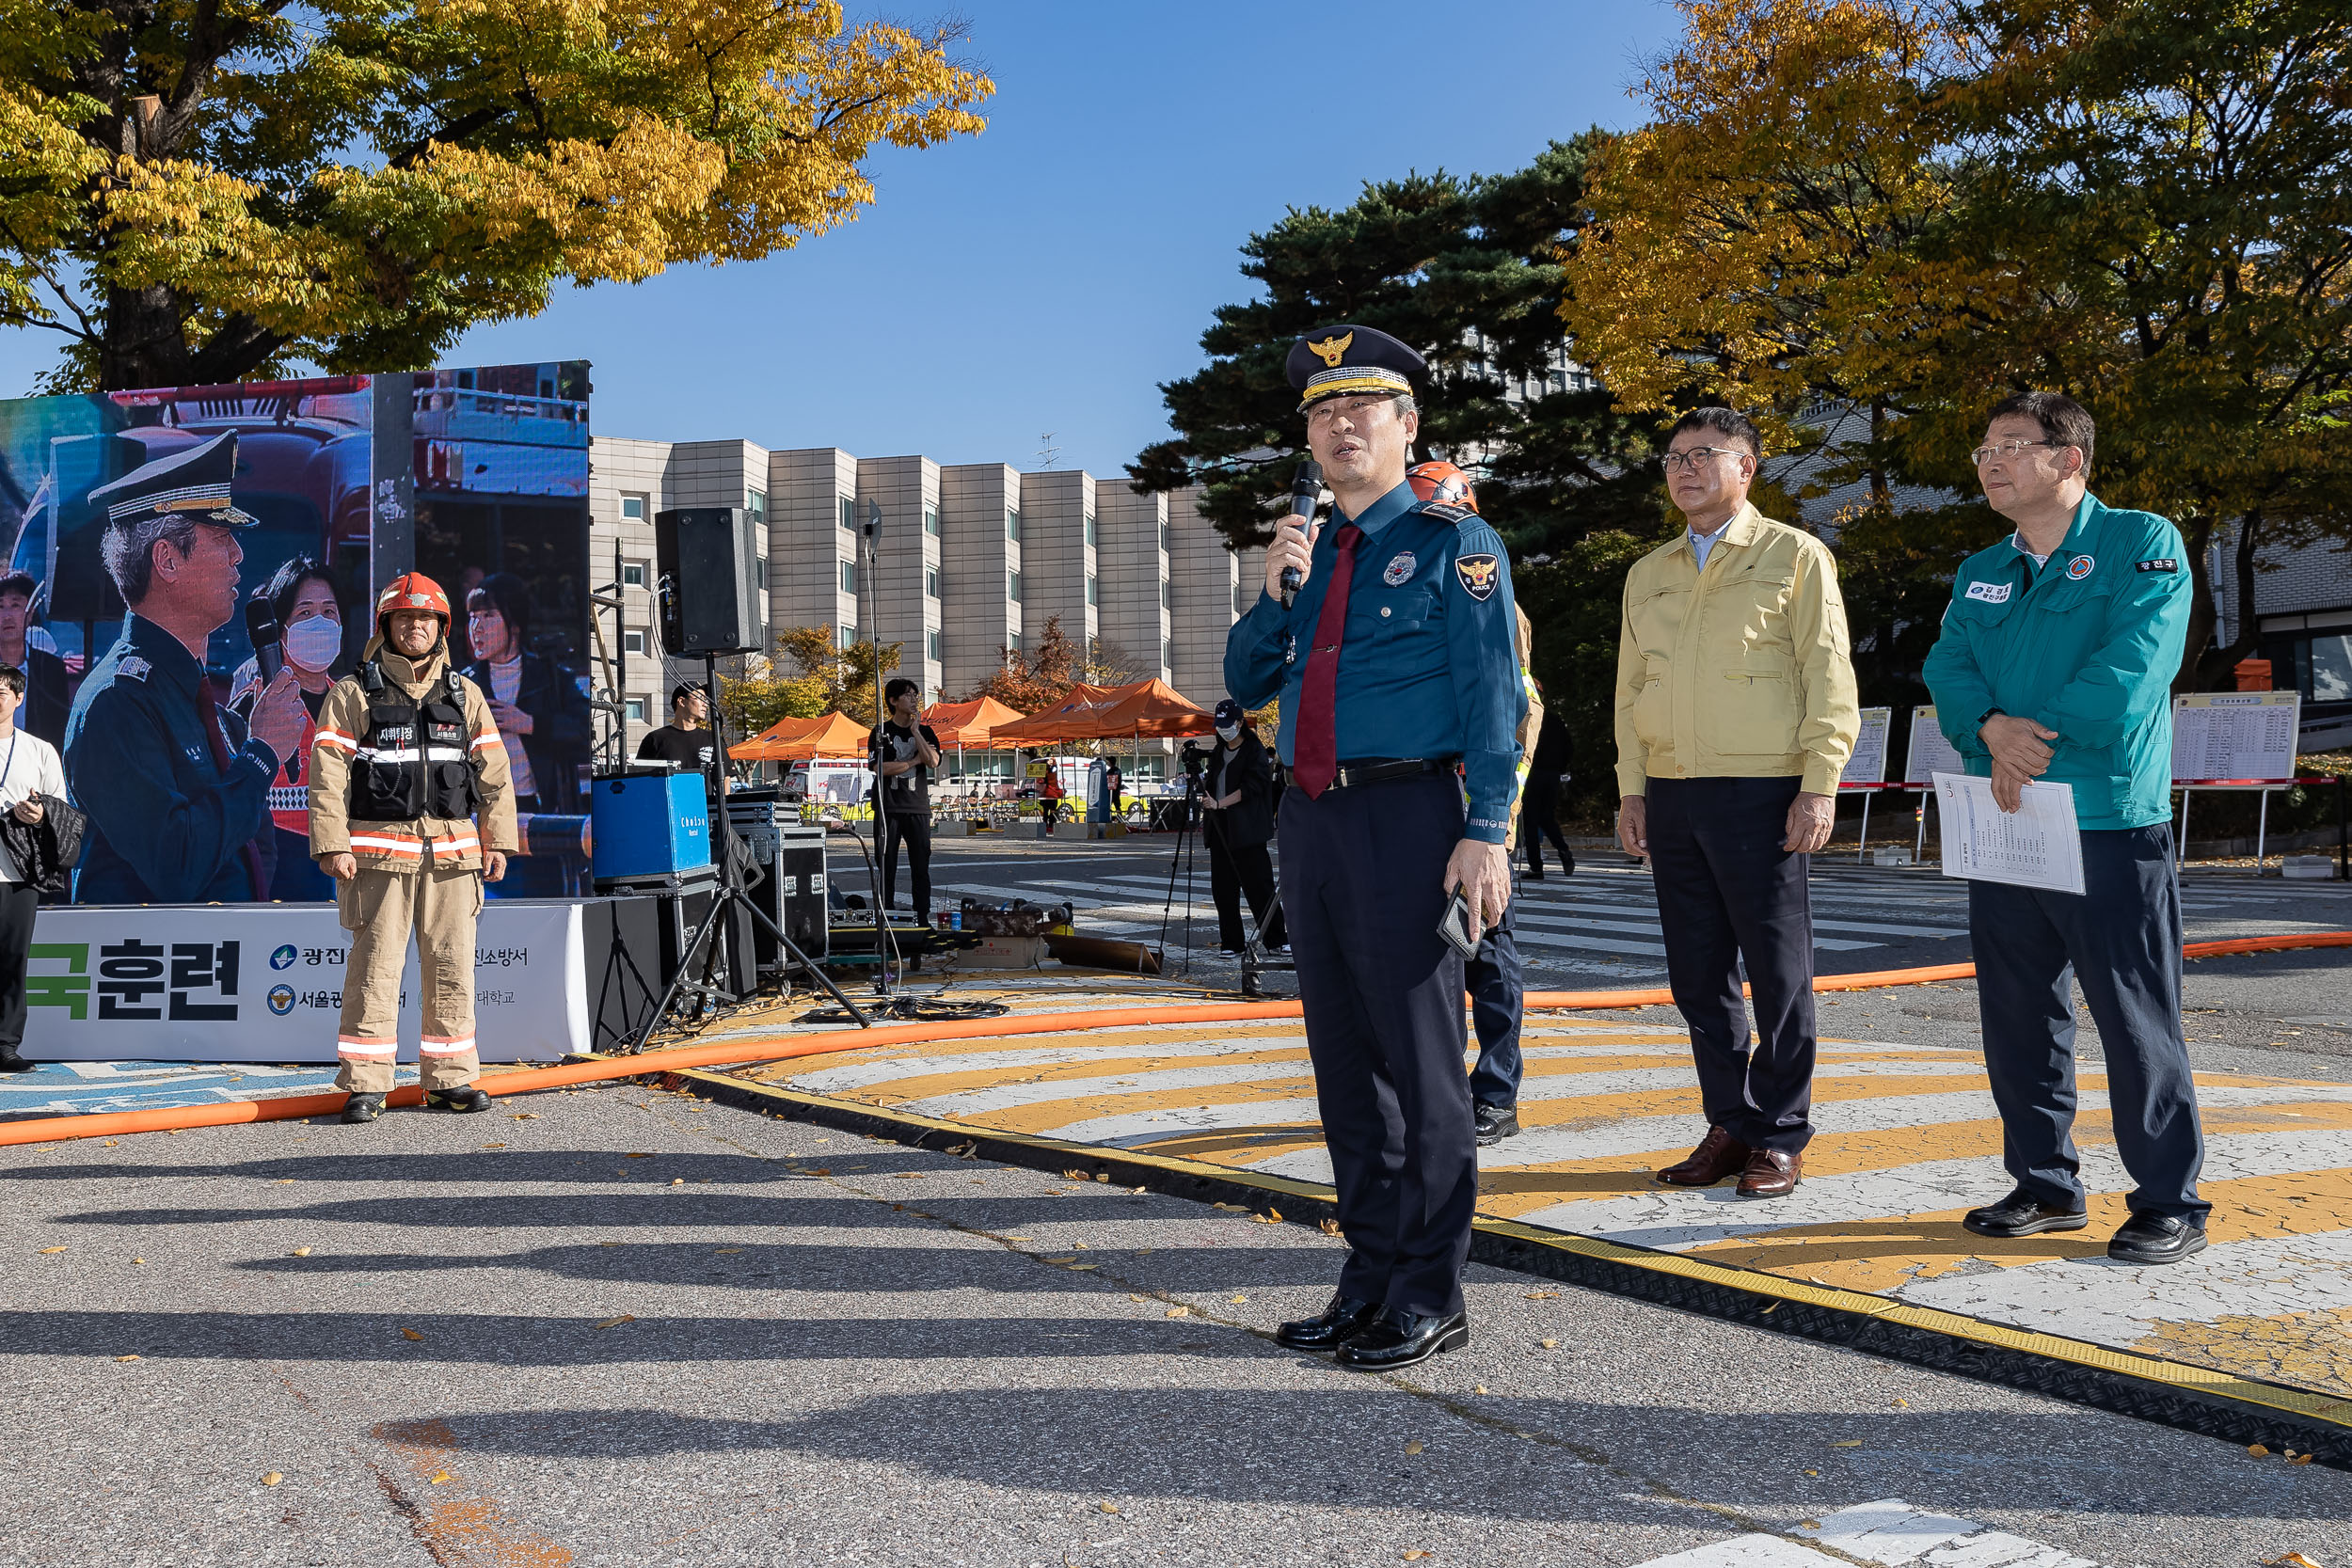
left=1842, top=707, right=1891, bottom=784
left=1904, top=706, right=1967, bottom=784
left=2170, top=691, right=2299, bottom=782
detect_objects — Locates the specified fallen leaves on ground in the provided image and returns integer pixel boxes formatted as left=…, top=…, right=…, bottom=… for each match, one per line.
left=291, top=1247, right=312, bottom=1258
left=1523, top=1291, right=1558, bottom=1300
left=428, top=1471, right=452, bottom=1485
left=1404, top=1552, right=1433, bottom=1561
left=1129, top=1294, right=1147, bottom=1303
left=1212, top=1202, right=1245, bottom=1212
left=36, top=1245, right=66, bottom=1254
left=1097, top=1501, right=1119, bottom=1514
left=625, top=1152, right=654, bottom=1159
left=1166, top=1307, right=1190, bottom=1318
left=261, top=1473, right=282, bottom=1486
left=594, top=1316, right=636, bottom=1330
left=1229, top=1295, right=1248, bottom=1305
left=1044, top=1256, right=1078, bottom=1264
left=1473, top=1385, right=1489, bottom=1395
left=2250, top=1444, right=2271, bottom=1456
left=1831, top=1440, right=1861, bottom=1448
left=1251, top=1210, right=1282, bottom=1224
left=1063, top=1169, right=1088, bottom=1180
left=400, top=1328, right=424, bottom=1341
left=114, top=1354, right=139, bottom=1363
left=896, top=1173, right=924, bottom=1180
left=2267, top=1555, right=2325, bottom=1568
left=131, top=1258, right=145, bottom=1265
left=669, top=1178, right=685, bottom=1186
left=511, top=1113, right=539, bottom=1120
left=1538, top=1338, right=1558, bottom=1350
left=803, top=1168, right=832, bottom=1177
left=712, top=1247, right=742, bottom=1255
left=1319, top=1219, right=1343, bottom=1236
left=1404, top=1440, right=1424, bottom=1456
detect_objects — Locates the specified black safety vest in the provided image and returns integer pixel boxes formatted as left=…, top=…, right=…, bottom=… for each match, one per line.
left=345, top=662, right=485, bottom=821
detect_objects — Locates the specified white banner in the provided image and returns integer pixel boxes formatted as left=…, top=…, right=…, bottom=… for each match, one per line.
left=22, top=899, right=588, bottom=1063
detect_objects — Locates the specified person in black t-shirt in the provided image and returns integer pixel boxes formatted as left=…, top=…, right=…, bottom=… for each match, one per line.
left=637, top=683, right=718, bottom=773
left=868, top=677, right=942, bottom=917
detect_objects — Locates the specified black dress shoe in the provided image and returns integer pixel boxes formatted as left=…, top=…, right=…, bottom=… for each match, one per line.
left=1962, top=1190, right=2090, bottom=1238
left=426, top=1085, right=493, bottom=1114
left=1334, top=1307, right=1470, bottom=1371
left=342, top=1093, right=386, bottom=1124
left=0, top=1049, right=36, bottom=1073
left=1275, top=1293, right=1382, bottom=1352
left=2107, top=1212, right=2208, bottom=1265
left=1474, top=1103, right=1519, bottom=1146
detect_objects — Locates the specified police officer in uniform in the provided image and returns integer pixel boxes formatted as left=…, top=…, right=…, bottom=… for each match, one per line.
left=309, top=573, right=516, bottom=1122
left=1225, top=324, right=1525, bottom=1370
left=64, top=434, right=310, bottom=902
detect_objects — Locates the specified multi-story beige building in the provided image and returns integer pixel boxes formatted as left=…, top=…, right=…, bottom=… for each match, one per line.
left=589, top=437, right=1245, bottom=762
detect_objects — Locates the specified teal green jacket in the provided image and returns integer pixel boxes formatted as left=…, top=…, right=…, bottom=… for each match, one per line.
left=1920, top=494, right=2190, bottom=830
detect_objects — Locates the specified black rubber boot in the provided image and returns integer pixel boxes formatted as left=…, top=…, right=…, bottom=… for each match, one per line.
left=342, top=1093, right=386, bottom=1124
left=425, top=1085, right=493, bottom=1114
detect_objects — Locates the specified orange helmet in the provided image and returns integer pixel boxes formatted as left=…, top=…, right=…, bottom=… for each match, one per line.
left=374, top=572, right=452, bottom=636
left=1407, top=460, right=1478, bottom=512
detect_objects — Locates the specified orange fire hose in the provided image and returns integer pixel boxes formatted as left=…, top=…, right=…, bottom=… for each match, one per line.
left=5, top=931, right=2346, bottom=1148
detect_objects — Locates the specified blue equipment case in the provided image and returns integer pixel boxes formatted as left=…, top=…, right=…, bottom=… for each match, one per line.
left=590, top=771, right=713, bottom=881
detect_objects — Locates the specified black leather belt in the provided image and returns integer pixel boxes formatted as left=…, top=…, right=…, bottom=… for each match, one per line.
left=1326, top=757, right=1455, bottom=791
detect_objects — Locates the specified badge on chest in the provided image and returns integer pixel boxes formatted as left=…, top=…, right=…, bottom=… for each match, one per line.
left=1382, top=551, right=1416, bottom=587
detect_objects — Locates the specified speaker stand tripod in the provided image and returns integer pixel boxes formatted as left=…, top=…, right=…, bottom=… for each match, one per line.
left=625, top=653, right=871, bottom=1051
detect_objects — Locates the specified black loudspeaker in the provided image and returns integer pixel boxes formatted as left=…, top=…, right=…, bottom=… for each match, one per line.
left=653, top=506, right=762, bottom=655
left=580, top=895, right=664, bottom=1053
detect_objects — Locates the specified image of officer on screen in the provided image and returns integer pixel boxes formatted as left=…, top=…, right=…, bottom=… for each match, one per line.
left=62, top=434, right=309, bottom=903
left=460, top=571, right=589, bottom=895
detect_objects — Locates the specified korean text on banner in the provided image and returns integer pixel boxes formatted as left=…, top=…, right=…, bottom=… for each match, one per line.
left=1933, top=772, right=2086, bottom=895
left=2170, top=691, right=2299, bottom=783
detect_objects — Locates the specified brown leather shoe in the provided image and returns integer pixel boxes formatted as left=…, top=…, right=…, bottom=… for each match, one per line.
left=1656, top=1126, right=1751, bottom=1187
left=1737, top=1148, right=1802, bottom=1198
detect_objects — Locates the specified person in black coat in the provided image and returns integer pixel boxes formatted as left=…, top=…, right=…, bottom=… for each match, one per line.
left=1522, top=705, right=1575, bottom=879
left=462, top=572, right=591, bottom=895
left=1200, top=698, right=1285, bottom=953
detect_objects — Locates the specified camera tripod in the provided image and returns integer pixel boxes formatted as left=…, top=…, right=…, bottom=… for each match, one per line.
left=625, top=652, right=871, bottom=1050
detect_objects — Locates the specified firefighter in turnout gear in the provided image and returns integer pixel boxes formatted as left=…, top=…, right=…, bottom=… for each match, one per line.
left=309, top=573, right=517, bottom=1122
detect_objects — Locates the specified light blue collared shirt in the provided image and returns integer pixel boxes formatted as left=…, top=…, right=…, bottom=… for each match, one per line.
left=1689, top=524, right=1729, bottom=570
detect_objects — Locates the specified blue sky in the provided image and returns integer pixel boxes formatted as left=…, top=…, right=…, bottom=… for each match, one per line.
left=0, top=1, right=1683, bottom=480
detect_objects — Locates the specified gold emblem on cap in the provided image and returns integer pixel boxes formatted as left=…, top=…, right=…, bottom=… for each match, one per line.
left=1308, top=331, right=1354, bottom=369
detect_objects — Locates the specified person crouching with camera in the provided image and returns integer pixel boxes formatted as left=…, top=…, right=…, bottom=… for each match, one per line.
left=1200, top=698, right=1285, bottom=954
left=309, top=574, right=516, bottom=1123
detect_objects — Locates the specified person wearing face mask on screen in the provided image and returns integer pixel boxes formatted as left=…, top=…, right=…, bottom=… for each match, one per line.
left=231, top=558, right=349, bottom=901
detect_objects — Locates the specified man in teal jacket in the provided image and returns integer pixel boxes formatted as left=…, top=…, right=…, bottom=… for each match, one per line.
left=1922, top=390, right=2208, bottom=1265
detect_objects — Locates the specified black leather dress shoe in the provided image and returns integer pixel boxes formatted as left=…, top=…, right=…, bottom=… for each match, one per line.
left=0, top=1049, right=36, bottom=1073
left=1334, top=1308, right=1470, bottom=1371
left=2107, top=1212, right=2207, bottom=1265
left=426, top=1086, right=493, bottom=1114
left=1474, top=1103, right=1519, bottom=1146
left=1275, top=1293, right=1381, bottom=1352
left=1962, top=1190, right=2089, bottom=1238
left=342, top=1093, right=386, bottom=1124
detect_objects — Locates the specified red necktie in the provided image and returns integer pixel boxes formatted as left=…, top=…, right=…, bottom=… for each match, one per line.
left=197, top=676, right=268, bottom=900
left=1292, top=522, right=1362, bottom=800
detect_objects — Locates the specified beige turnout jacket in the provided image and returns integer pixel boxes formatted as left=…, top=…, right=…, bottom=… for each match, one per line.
left=308, top=637, right=518, bottom=872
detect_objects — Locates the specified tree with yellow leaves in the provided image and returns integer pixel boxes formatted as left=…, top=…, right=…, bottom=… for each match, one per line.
left=0, top=0, right=991, bottom=389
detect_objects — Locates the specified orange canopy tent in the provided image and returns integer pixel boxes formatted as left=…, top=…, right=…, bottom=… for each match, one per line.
left=921, top=695, right=1025, bottom=749
left=989, top=678, right=1214, bottom=745
left=728, top=710, right=870, bottom=762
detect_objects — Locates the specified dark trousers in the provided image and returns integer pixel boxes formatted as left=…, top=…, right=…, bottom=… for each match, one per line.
left=1522, top=774, right=1573, bottom=876
left=880, top=803, right=932, bottom=915
left=1279, top=772, right=1477, bottom=1317
left=1468, top=902, right=1523, bottom=1111
left=1969, top=824, right=2207, bottom=1221
left=0, top=880, right=39, bottom=1051
left=1206, top=829, right=1284, bottom=950
left=1646, top=775, right=1816, bottom=1154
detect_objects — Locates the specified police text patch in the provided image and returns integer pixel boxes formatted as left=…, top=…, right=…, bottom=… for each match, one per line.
left=1454, top=553, right=1500, bottom=601
left=2137, top=558, right=2179, bottom=574
left=1963, top=581, right=2012, bottom=604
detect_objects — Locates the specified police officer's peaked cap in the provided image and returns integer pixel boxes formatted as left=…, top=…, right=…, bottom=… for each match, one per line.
left=87, top=433, right=257, bottom=531
left=1286, top=324, right=1426, bottom=411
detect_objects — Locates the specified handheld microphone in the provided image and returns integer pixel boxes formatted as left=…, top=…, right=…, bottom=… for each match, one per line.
left=1278, top=459, right=1324, bottom=609
left=245, top=599, right=283, bottom=686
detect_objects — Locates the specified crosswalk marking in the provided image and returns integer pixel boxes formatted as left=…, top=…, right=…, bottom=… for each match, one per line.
left=1629, top=1498, right=2101, bottom=1566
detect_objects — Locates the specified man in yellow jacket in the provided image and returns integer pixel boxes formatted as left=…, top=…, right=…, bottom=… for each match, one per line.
left=309, top=573, right=517, bottom=1123
left=1613, top=407, right=1859, bottom=1197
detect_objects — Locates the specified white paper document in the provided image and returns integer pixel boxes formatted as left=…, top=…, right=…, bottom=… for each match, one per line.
left=1933, top=771, right=2086, bottom=895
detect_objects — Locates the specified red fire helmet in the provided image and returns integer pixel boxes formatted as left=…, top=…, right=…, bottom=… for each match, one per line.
left=374, top=571, right=452, bottom=632
left=1406, top=460, right=1478, bottom=512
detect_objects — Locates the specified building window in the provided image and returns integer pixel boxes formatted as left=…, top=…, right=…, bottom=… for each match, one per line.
left=924, top=504, right=941, bottom=537
left=747, top=488, right=767, bottom=526
left=622, top=630, right=645, bottom=655
left=838, top=624, right=857, bottom=650
left=1006, top=508, right=1022, bottom=542
left=624, top=697, right=647, bottom=722
left=620, top=562, right=645, bottom=588
left=839, top=497, right=856, bottom=531
left=1163, top=639, right=1174, bottom=672
left=1162, top=578, right=1173, bottom=610
left=621, top=495, right=646, bottom=522
left=756, top=554, right=769, bottom=589
left=927, top=627, right=943, bottom=661
left=925, top=566, right=940, bottom=599
left=1008, top=632, right=1022, bottom=657
left=1159, top=520, right=1170, bottom=554
left=1084, top=512, right=1097, bottom=546
left=1232, top=583, right=1245, bottom=614
left=1008, top=569, right=1022, bottom=603
left=1086, top=574, right=1098, bottom=607
left=839, top=559, right=858, bottom=594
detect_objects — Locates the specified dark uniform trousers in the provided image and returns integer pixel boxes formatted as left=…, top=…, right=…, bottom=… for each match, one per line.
left=1646, top=775, right=1817, bottom=1154
left=1279, top=771, right=1477, bottom=1318
left=1467, top=899, right=1523, bottom=1113
left=1206, top=826, right=1284, bottom=950
left=1969, top=823, right=2207, bottom=1221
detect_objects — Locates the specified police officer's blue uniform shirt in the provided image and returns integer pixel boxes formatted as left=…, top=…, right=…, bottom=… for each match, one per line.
left=1223, top=481, right=1526, bottom=842
left=65, top=614, right=279, bottom=902
left=1921, top=493, right=2191, bottom=831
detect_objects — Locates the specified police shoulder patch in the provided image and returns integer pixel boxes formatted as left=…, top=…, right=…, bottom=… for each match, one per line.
left=2137, top=557, right=2179, bottom=574
left=118, top=656, right=151, bottom=682
left=1417, top=500, right=1475, bottom=526
left=1454, top=553, right=1501, bottom=601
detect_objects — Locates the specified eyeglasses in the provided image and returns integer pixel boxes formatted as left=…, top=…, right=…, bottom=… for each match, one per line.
left=1970, top=438, right=2055, bottom=467
left=1661, top=446, right=1745, bottom=473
